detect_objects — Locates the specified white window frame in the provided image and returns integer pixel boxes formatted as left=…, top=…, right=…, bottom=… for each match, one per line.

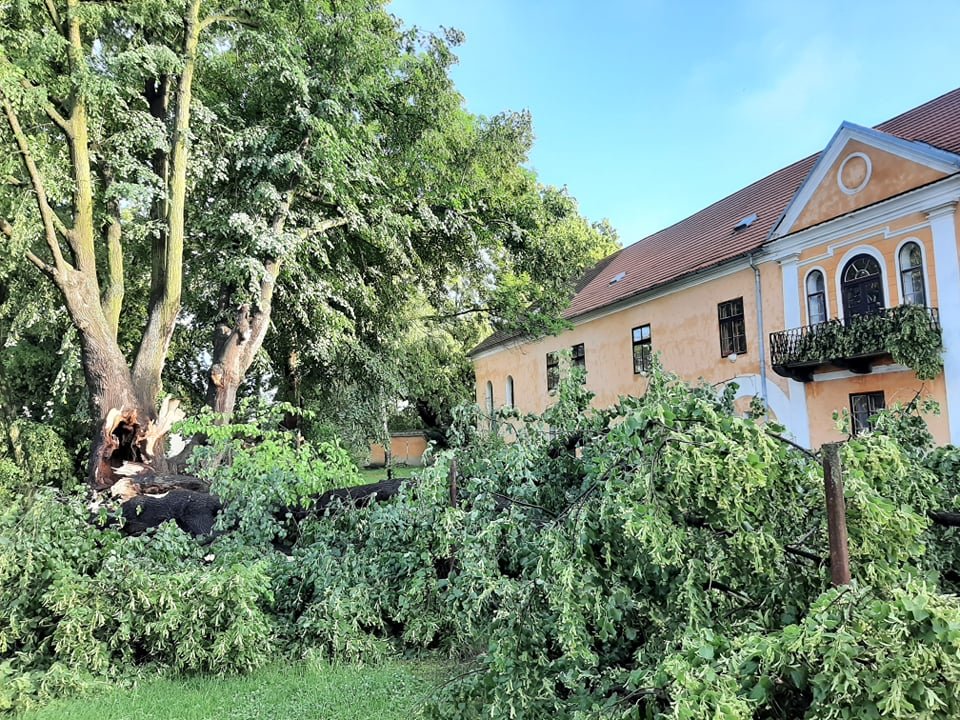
left=894, top=237, right=931, bottom=307
left=803, top=266, right=830, bottom=326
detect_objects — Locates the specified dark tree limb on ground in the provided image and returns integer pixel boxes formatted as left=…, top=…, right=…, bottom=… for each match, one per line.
left=929, top=510, right=960, bottom=527
left=120, top=491, right=222, bottom=536
left=292, top=479, right=405, bottom=519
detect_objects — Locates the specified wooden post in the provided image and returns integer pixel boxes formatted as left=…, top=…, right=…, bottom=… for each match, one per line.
left=448, top=457, right=458, bottom=508
left=822, top=442, right=852, bottom=586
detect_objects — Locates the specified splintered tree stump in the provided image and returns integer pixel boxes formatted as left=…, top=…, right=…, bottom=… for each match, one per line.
left=91, top=398, right=185, bottom=489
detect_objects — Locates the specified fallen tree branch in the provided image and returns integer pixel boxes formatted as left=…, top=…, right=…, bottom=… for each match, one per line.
left=489, top=492, right=557, bottom=518
left=928, top=510, right=960, bottom=527
left=120, top=491, right=222, bottom=536
left=784, top=545, right=826, bottom=565
left=765, top=430, right=819, bottom=460
left=704, top=579, right=753, bottom=604
left=294, top=478, right=405, bottom=519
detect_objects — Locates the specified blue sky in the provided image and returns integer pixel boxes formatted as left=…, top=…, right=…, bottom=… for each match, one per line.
left=389, top=0, right=960, bottom=245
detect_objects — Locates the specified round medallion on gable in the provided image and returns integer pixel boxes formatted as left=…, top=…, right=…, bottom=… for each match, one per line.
left=837, top=152, right=872, bottom=195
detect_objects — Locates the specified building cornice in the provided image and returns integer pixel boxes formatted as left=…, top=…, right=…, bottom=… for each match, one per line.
left=772, top=123, right=960, bottom=238
left=764, top=173, right=960, bottom=261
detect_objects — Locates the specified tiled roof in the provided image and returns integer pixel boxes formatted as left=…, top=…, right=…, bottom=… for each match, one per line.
left=470, top=87, right=960, bottom=357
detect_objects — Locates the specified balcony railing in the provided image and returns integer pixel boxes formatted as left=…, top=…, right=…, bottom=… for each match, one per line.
left=769, top=305, right=940, bottom=382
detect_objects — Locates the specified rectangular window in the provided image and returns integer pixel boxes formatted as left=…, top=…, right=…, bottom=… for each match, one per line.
left=718, top=297, right=747, bottom=357
left=546, top=352, right=559, bottom=392
left=571, top=343, right=585, bottom=370
left=850, top=391, right=885, bottom=435
left=808, top=293, right=827, bottom=325
left=632, top=325, right=652, bottom=373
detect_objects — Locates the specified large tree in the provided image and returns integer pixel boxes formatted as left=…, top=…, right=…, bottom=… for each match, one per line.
left=0, top=0, right=254, bottom=481
left=0, top=0, right=617, bottom=483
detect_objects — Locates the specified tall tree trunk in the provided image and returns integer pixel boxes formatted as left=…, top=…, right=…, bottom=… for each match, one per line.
left=1, top=0, right=205, bottom=487
left=131, top=0, right=202, bottom=407
left=202, top=210, right=347, bottom=416
left=59, top=268, right=157, bottom=486
left=206, top=302, right=265, bottom=415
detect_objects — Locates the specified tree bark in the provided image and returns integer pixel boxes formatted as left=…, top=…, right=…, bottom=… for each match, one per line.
left=132, top=0, right=202, bottom=408
left=206, top=302, right=266, bottom=415
left=2, top=1, right=245, bottom=489
left=205, top=265, right=275, bottom=417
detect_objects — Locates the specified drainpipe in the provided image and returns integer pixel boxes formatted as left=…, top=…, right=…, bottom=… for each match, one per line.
left=750, top=253, right=770, bottom=411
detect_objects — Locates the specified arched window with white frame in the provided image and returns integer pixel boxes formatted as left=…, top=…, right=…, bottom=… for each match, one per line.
left=806, top=270, right=827, bottom=325
left=485, top=381, right=494, bottom=415
left=841, top=253, right=884, bottom=321
left=899, top=241, right=926, bottom=306
left=505, top=376, right=514, bottom=408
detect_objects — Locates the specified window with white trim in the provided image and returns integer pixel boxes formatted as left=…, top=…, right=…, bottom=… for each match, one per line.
left=505, top=376, right=514, bottom=408
left=899, top=242, right=926, bottom=306
left=806, top=270, right=827, bottom=325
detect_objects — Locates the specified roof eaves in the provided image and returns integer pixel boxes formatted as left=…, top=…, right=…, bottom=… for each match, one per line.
left=563, top=247, right=762, bottom=324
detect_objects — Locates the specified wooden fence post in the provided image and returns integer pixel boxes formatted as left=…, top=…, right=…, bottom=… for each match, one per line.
left=821, top=442, right=852, bottom=586
left=448, top=457, right=458, bottom=508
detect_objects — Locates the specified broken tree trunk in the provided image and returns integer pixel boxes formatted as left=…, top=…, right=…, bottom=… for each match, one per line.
left=90, top=397, right=185, bottom=489
left=296, top=478, right=405, bottom=518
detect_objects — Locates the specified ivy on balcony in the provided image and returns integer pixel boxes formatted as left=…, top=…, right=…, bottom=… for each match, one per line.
left=770, top=304, right=943, bottom=381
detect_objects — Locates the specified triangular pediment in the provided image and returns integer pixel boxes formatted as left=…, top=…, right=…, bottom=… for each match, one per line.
left=772, top=122, right=960, bottom=237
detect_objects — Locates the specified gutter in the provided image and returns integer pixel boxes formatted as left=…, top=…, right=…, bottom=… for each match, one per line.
left=749, top=252, right=770, bottom=412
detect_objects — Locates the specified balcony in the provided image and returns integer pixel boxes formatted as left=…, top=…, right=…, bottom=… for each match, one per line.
left=769, top=305, right=940, bottom=382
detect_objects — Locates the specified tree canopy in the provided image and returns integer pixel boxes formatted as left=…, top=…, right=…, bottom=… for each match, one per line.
left=0, top=0, right=617, bottom=463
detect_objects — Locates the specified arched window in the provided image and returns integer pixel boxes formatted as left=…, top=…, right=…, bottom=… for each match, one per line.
left=806, top=270, right=827, bottom=325
left=485, top=381, right=494, bottom=415
left=899, top=242, right=926, bottom=306
left=505, top=376, right=514, bottom=408
left=841, top=254, right=883, bottom=320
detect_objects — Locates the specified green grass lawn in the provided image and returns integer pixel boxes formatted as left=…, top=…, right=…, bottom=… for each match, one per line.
left=358, top=466, right=418, bottom=483
left=19, top=660, right=448, bottom=720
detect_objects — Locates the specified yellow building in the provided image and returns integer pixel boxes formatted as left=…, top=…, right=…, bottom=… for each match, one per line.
left=470, top=88, right=960, bottom=448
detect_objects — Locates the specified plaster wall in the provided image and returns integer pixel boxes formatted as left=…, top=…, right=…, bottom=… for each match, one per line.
left=474, top=264, right=790, bottom=417
left=795, top=212, right=939, bottom=322
left=793, top=206, right=949, bottom=444
left=793, top=140, right=947, bottom=233
left=805, top=368, right=949, bottom=446
left=369, top=433, right=429, bottom=467
left=473, top=147, right=960, bottom=449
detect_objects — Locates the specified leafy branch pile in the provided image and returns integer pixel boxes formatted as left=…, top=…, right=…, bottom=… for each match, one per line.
left=3, top=367, right=960, bottom=717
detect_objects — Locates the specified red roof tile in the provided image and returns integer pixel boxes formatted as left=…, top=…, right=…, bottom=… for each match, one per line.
left=471, top=87, right=960, bottom=356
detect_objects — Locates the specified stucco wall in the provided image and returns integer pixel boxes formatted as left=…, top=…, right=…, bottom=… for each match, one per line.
left=369, top=433, right=429, bottom=467
left=474, top=264, right=790, bottom=416
left=795, top=212, right=938, bottom=323
left=794, top=210, right=949, bottom=444
left=793, top=140, right=947, bottom=233
left=805, top=368, right=949, bottom=446
left=473, top=144, right=957, bottom=449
